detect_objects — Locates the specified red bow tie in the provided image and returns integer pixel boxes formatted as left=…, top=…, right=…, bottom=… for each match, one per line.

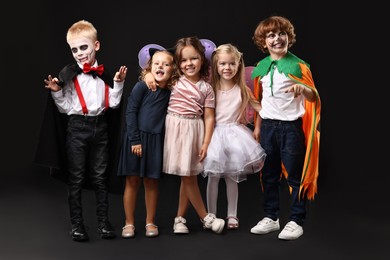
left=82, top=63, right=104, bottom=76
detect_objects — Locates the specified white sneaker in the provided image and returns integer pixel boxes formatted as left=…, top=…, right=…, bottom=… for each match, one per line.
left=250, top=217, right=280, bottom=234
left=173, top=216, right=189, bottom=234
left=203, top=213, right=225, bottom=234
left=278, top=221, right=303, bottom=240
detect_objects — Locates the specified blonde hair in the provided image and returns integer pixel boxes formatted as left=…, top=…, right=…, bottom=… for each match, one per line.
left=211, top=43, right=260, bottom=123
left=66, top=20, right=98, bottom=43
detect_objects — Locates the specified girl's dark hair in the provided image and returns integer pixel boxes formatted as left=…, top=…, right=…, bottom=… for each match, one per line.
left=174, top=36, right=210, bottom=79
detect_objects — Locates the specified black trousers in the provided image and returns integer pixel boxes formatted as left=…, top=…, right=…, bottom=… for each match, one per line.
left=66, top=115, right=109, bottom=226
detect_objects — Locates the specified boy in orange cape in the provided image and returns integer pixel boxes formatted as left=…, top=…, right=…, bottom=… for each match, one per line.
left=250, top=16, right=321, bottom=240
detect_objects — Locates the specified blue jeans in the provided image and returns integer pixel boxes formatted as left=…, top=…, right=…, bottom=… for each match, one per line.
left=260, top=118, right=306, bottom=226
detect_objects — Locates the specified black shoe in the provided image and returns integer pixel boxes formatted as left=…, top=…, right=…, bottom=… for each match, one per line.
left=70, top=224, right=89, bottom=242
left=98, top=221, right=116, bottom=239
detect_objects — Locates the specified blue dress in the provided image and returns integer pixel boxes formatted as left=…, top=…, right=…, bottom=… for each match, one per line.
left=117, top=81, right=171, bottom=179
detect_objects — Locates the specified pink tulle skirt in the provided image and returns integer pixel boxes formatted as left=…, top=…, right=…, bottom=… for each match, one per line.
left=163, top=113, right=205, bottom=176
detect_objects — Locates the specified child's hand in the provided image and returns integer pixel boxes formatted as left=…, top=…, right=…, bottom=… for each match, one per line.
left=198, top=144, right=209, bottom=162
left=285, top=83, right=315, bottom=101
left=144, top=72, right=158, bottom=92
left=131, top=144, right=142, bottom=157
left=114, top=66, right=128, bottom=82
left=253, top=127, right=260, bottom=142
left=285, top=84, right=305, bottom=98
left=44, top=75, right=61, bottom=92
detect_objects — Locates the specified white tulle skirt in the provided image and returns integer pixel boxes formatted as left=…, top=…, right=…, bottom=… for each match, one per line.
left=202, top=122, right=266, bottom=183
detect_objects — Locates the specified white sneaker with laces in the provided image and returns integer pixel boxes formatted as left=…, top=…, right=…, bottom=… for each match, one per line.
left=250, top=217, right=280, bottom=234
left=173, top=216, right=189, bottom=234
left=203, top=213, right=225, bottom=234
left=278, top=221, right=303, bottom=240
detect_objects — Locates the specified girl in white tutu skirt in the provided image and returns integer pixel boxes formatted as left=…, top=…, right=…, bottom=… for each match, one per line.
left=202, top=44, right=266, bottom=230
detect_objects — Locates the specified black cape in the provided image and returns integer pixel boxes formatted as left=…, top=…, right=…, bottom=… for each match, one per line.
left=34, top=63, right=125, bottom=194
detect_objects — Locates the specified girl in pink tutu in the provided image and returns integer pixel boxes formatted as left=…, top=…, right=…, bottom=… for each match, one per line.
left=145, top=36, right=225, bottom=234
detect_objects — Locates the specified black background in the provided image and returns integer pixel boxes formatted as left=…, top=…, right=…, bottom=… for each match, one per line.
left=1, top=0, right=388, bottom=259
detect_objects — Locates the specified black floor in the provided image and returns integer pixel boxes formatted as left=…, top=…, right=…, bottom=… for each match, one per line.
left=1, top=166, right=389, bottom=260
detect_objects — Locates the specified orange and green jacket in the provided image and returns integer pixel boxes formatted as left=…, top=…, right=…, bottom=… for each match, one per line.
left=252, top=52, right=321, bottom=200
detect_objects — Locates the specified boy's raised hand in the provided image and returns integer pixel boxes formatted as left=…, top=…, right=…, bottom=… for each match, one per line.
left=44, top=75, right=61, bottom=92
left=114, top=66, right=128, bottom=82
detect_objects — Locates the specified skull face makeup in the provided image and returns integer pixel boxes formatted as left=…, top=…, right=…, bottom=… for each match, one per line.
left=67, top=36, right=100, bottom=66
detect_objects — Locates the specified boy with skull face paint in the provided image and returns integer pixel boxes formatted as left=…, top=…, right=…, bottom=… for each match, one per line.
left=42, top=20, right=127, bottom=242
